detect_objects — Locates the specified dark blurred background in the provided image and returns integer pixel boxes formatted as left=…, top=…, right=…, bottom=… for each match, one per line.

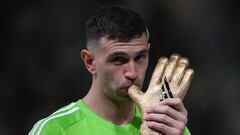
left=2, top=0, right=240, bottom=134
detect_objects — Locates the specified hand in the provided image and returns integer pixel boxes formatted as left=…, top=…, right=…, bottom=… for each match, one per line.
left=128, top=54, right=194, bottom=135
left=144, top=98, right=188, bottom=135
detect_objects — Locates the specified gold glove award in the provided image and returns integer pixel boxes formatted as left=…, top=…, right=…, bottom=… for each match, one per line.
left=128, top=54, right=194, bottom=135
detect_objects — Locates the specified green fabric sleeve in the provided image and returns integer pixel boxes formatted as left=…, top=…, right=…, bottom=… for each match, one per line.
left=184, top=127, right=191, bottom=135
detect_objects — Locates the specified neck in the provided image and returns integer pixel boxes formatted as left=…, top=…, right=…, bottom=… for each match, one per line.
left=83, top=81, right=135, bottom=125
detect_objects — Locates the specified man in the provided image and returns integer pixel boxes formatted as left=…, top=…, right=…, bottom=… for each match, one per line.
left=29, top=6, right=191, bottom=135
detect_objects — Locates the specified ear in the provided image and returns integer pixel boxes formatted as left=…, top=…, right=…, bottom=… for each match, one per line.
left=81, top=49, right=96, bottom=75
left=147, top=43, right=151, bottom=49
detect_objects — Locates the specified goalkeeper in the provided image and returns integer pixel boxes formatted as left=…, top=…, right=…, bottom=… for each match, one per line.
left=29, top=5, right=194, bottom=135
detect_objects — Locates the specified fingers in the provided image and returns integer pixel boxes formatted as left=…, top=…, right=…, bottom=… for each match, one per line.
left=145, top=98, right=188, bottom=122
left=149, top=54, right=191, bottom=88
left=144, top=98, right=188, bottom=135
left=146, top=121, right=184, bottom=135
left=144, top=113, right=176, bottom=127
left=178, top=68, right=194, bottom=99
left=162, top=54, right=180, bottom=81
left=162, top=54, right=193, bottom=99
left=171, top=58, right=189, bottom=86
left=160, top=98, right=188, bottom=117
left=149, top=57, right=168, bottom=87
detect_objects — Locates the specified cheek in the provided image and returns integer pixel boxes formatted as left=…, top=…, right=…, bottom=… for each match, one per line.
left=137, top=61, right=149, bottom=83
left=105, top=66, right=122, bottom=82
left=97, top=64, right=121, bottom=85
left=139, top=60, right=148, bottom=74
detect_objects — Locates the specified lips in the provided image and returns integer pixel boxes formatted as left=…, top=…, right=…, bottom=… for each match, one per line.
left=118, top=85, right=133, bottom=99
left=121, top=86, right=130, bottom=89
left=120, top=83, right=140, bottom=90
left=118, top=85, right=131, bottom=96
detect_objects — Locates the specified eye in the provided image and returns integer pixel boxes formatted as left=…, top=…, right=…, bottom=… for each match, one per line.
left=135, top=53, right=147, bottom=61
left=112, top=56, right=128, bottom=65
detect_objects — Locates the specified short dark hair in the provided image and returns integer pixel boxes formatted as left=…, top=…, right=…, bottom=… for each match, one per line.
left=85, top=6, right=149, bottom=44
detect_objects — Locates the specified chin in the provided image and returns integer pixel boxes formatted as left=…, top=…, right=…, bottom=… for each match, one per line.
left=118, top=94, right=133, bottom=102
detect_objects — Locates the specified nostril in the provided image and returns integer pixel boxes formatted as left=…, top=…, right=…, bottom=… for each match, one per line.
left=126, top=75, right=137, bottom=83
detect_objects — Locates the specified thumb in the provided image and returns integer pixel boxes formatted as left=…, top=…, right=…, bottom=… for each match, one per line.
left=128, top=85, right=144, bottom=103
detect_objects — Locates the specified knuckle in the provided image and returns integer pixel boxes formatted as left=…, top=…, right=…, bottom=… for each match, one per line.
left=179, top=122, right=186, bottom=130
left=174, top=129, right=182, bottom=135
left=158, top=123, right=166, bottom=131
left=149, top=121, right=157, bottom=128
left=162, top=106, right=170, bottom=113
left=175, top=98, right=182, bottom=104
left=159, top=114, right=167, bottom=121
left=182, top=116, right=188, bottom=124
left=180, top=113, right=188, bottom=124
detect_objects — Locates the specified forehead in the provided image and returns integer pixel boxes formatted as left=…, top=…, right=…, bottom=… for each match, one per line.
left=98, top=35, right=149, bottom=55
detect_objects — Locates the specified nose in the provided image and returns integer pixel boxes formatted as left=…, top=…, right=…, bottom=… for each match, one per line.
left=124, top=62, right=138, bottom=82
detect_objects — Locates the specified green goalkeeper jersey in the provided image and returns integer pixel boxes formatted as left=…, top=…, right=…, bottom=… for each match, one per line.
left=29, top=99, right=191, bottom=135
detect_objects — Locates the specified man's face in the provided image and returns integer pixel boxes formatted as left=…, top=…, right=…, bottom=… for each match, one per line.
left=93, top=34, right=150, bottom=102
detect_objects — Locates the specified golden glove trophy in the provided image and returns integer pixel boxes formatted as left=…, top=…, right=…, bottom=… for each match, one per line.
left=128, top=54, right=194, bottom=135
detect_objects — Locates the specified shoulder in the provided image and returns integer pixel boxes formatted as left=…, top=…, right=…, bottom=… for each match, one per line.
left=28, top=102, right=83, bottom=135
left=183, top=127, right=191, bottom=135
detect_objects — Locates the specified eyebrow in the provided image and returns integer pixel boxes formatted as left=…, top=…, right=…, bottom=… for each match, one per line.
left=108, top=48, right=149, bottom=58
left=137, top=49, right=149, bottom=55
left=109, top=51, right=128, bottom=57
